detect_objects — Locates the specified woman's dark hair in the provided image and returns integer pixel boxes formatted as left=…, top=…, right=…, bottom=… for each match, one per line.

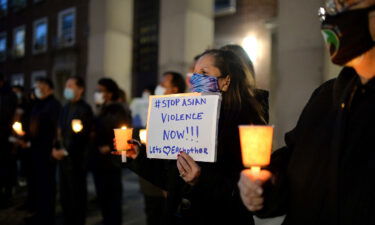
left=98, top=78, right=120, bottom=101
left=220, top=44, right=255, bottom=81
left=199, top=49, right=264, bottom=122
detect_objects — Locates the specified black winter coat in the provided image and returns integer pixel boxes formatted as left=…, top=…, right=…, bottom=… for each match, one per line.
left=128, top=95, right=268, bottom=225
left=59, top=99, right=93, bottom=169
left=258, top=67, right=375, bottom=225
left=29, top=95, right=61, bottom=161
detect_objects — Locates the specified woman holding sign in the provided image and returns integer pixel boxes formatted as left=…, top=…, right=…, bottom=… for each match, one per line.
left=126, top=49, right=267, bottom=225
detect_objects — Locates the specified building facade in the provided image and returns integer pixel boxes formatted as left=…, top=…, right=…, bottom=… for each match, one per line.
left=0, top=0, right=89, bottom=100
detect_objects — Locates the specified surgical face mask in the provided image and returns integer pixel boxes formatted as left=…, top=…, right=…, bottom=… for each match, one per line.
left=94, top=92, right=105, bottom=105
left=154, top=85, right=166, bottom=95
left=63, top=88, right=75, bottom=101
left=321, top=5, right=375, bottom=66
left=34, top=88, right=43, bottom=99
left=190, top=73, right=220, bottom=93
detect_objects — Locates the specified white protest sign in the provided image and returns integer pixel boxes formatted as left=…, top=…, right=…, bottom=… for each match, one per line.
left=146, top=93, right=221, bottom=162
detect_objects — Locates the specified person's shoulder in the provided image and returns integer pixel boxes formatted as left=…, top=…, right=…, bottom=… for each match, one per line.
left=315, top=78, right=336, bottom=94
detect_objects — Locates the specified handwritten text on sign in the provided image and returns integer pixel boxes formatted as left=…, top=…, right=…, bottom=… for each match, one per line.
left=146, top=93, right=221, bottom=162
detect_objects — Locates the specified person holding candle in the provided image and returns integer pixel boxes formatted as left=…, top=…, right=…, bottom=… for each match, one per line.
left=125, top=49, right=268, bottom=225
left=238, top=0, right=375, bottom=224
left=52, top=76, right=93, bottom=225
left=90, top=78, right=131, bottom=225
left=25, top=77, right=61, bottom=225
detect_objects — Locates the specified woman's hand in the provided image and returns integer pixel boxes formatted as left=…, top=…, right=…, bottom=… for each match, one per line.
left=125, top=139, right=142, bottom=159
left=177, top=152, right=201, bottom=186
left=237, top=169, right=272, bottom=211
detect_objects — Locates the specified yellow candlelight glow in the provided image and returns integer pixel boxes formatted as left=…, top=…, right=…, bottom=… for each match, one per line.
left=139, top=129, right=147, bottom=144
left=71, top=119, right=83, bottom=133
left=12, top=122, right=25, bottom=136
left=114, top=126, right=133, bottom=151
left=239, top=125, right=273, bottom=174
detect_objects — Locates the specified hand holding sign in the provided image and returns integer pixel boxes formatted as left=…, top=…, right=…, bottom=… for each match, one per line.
left=146, top=93, right=221, bottom=162
left=177, top=152, right=201, bottom=186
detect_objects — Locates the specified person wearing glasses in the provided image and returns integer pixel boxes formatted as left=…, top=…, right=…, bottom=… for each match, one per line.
left=238, top=0, right=375, bottom=224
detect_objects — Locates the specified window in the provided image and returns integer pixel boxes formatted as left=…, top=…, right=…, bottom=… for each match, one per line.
left=0, top=0, right=7, bottom=16
left=215, top=0, right=236, bottom=17
left=31, top=70, right=46, bottom=87
left=11, top=73, right=24, bottom=86
left=58, top=7, right=76, bottom=47
left=12, top=0, right=27, bottom=11
left=33, top=17, right=48, bottom=53
left=13, top=26, right=25, bottom=58
left=0, top=32, right=6, bottom=61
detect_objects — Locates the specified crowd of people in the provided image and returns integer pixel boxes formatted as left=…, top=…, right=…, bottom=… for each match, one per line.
left=0, top=0, right=375, bottom=225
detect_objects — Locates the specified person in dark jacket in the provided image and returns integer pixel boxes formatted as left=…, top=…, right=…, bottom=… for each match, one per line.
left=25, top=77, right=61, bottom=225
left=90, top=78, right=131, bottom=225
left=126, top=49, right=268, bottom=225
left=0, top=74, right=18, bottom=208
left=238, top=1, right=375, bottom=225
left=52, top=76, right=93, bottom=225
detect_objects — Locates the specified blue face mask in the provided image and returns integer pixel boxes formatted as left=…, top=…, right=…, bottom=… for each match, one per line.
left=64, top=88, right=75, bottom=100
left=190, top=73, right=220, bottom=93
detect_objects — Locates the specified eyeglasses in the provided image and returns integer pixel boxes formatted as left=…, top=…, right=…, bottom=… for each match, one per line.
left=319, top=0, right=366, bottom=20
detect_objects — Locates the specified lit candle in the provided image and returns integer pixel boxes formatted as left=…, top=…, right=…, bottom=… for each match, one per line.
left=71, top=119, right=83, bottom=133
left=139, top=129, right=147, bottom=144
left=239, top=125, right=274, bottom=177
left=114, top=126, right=133, bottom=162
left=12, top=121, right=25, bottom=136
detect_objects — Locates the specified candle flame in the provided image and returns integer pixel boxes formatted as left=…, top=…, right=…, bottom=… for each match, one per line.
left=121, top=126, right=127, bottom=130
left=12, top=122, right=25, bottom=136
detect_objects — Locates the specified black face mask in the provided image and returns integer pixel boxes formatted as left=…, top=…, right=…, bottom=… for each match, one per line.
left=321, top=5, right=375, bottom=66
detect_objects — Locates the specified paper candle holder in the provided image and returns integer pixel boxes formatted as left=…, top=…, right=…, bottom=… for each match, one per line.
left=114, top=126, right=133, bottom=151
left=139, top=129, right=147, bottom=144
left=71, top=119, right=83, bottom=133
left=239, top=125, right=274, bottom=168
left=12, top=121, right=25, bottom=136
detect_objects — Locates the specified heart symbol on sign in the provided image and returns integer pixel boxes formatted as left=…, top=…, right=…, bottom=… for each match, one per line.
left=163, top=146, right=171, bottom=156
